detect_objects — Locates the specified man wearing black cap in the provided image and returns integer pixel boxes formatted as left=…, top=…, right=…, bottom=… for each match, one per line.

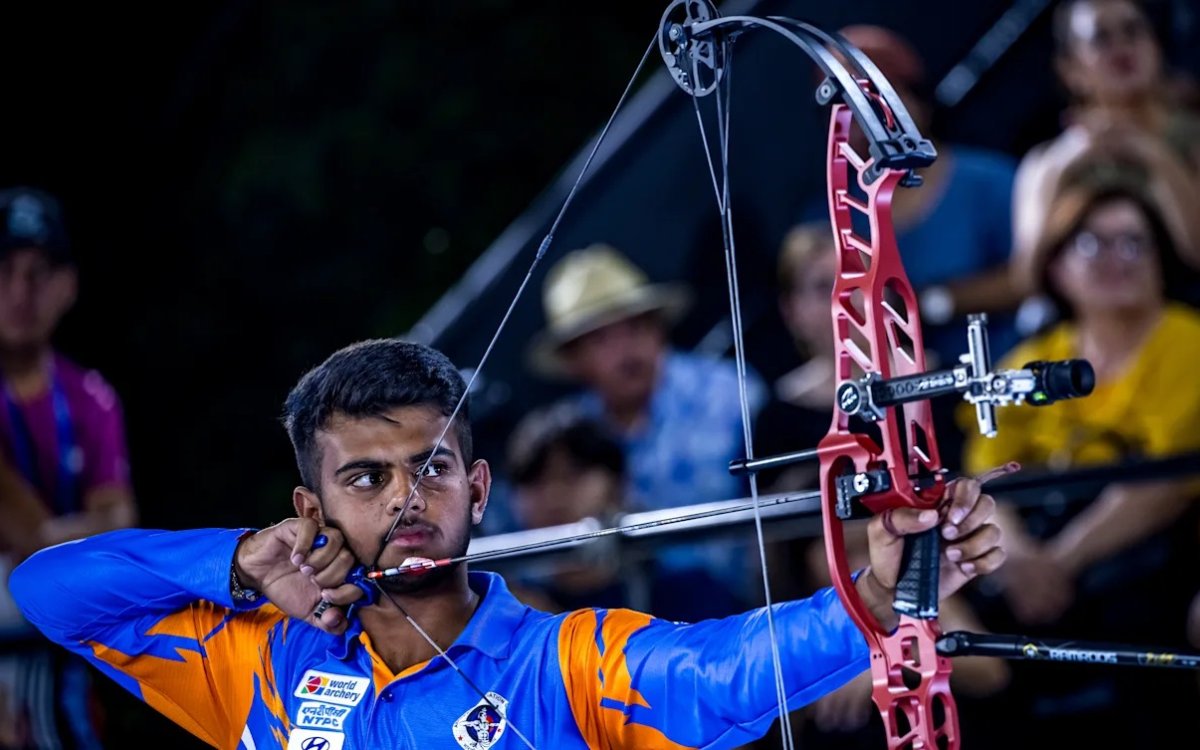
left=0, top=186, right=138, bottom=748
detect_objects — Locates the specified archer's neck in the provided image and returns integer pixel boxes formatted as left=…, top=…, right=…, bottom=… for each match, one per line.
left=0, top=348, right=53, bottom=399
left=358, top=572, right=480, bottom=675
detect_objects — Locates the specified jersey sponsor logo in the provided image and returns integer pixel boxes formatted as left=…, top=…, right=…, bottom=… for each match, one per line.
left=292, top=670, right=369, bottom=707
left=452, top=692, right=509, bottom=750
left=285, top=728, right=345, bottom=750
left=296, top=701, right=350, bottom=730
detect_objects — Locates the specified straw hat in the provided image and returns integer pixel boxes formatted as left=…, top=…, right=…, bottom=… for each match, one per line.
left=527, top=244, right=692, bottom=378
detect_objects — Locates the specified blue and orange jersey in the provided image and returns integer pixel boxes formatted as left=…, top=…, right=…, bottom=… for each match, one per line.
left=10, top=528, right=869, bottom=749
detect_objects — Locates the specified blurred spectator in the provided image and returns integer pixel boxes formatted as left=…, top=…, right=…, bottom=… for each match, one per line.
left=1012, top=0, right=1200, bottom=306
left=0, top=186, right=138, bottom=749
left=747, top=222, right=1010, bottom=749
left=526, top=243, right=765, bottom=617
left=802, top=24, right=1023, bottom=368
left=505, top=401, right=743, bottom=622
left=752, top=222, right=841, bottom=496
left=962, top=171, right=1200, bottom=746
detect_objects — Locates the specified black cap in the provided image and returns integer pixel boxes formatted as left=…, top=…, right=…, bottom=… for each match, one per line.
left=0, top=186, right=71, bottom=264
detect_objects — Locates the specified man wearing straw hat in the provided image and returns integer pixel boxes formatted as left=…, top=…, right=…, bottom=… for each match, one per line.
left=526, top=243, right=766, bottom=615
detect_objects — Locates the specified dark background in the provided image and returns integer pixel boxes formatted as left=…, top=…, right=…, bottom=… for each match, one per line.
left=1, top=1, right=1198, bottom=746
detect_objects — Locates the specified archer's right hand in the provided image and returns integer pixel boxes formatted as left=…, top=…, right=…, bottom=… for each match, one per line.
left=233, top=519, right=364, bottom=634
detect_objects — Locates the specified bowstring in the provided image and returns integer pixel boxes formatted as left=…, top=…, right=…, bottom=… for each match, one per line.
left=375, top=31, right=660, bottom=561
left=364, top=32, right=663, bottom=750
left=687, top=39, right=796, bottom=750
left=371, top=583, right=538, bottom=749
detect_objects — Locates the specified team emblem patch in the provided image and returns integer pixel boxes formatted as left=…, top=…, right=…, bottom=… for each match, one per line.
left=452, top=692, right=509, bottom=749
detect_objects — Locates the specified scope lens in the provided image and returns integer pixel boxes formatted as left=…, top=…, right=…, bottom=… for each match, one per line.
left=1025, top=359, right=1095, bottom=404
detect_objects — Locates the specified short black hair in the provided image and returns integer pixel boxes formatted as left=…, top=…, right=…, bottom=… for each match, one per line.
left=507, top=403, right=624, bottom=486
left=282, top=338, right=472, bottom=488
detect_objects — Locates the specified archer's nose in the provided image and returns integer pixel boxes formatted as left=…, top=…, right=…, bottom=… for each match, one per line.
left=387, top=480, right=427, bottom=518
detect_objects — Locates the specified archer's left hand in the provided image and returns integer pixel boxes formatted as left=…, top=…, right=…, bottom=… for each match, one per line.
left=858, top=465, right=1014, bottom=625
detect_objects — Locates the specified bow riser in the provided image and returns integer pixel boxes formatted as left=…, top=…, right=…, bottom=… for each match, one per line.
left=819, top=101, right=957, bottom=750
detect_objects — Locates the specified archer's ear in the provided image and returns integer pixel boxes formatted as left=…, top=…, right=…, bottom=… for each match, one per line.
left=467, top=459, right=492, bottom=526
left=294, top=486, right=325, bottom=524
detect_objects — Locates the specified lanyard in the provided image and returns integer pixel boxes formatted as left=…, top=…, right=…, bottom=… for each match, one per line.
left=2, top=364, right=79, bottom=515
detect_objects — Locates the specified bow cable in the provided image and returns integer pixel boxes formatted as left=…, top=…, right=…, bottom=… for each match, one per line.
left=685, top=34, right=796, bottom=750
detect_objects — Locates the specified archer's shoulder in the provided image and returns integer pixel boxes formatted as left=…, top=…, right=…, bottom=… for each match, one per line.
left=554, top=607, right=664, bottom=650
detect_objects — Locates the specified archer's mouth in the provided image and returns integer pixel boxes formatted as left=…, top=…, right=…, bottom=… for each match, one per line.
left=388, top=523, right=436, bottom=548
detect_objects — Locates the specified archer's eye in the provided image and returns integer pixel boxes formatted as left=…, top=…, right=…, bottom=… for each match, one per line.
left=349, top=471, right=386, bottom=489
left=416, top=462, right=448, bottom=479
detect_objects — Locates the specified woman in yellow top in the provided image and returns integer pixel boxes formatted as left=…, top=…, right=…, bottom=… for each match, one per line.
left=961, top=167, right=1200, bottom=747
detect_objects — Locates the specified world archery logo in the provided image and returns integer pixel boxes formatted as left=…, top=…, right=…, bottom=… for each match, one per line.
left=292, top=670, right=368, bottom=707
left=452, top=692, right=509, bottom=750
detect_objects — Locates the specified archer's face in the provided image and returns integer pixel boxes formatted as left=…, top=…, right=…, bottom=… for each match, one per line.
left=294, top=405, right=490, bottom=588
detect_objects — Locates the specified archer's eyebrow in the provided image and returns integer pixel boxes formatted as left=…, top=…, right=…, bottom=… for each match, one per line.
left=407, top=445, right=457, bottom=467
left=334, top=458, right=393, bottom=477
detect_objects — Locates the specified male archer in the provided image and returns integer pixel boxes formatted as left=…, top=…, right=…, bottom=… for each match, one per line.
left=10, top=338, right=1005, bottom=749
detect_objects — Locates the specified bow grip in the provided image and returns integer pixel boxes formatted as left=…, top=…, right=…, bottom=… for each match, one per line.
left=893, top=526, right=940, bottom=619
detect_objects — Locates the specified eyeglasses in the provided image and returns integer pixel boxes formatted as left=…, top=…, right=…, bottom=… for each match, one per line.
left=1065, top=230, right=1151, bottom=262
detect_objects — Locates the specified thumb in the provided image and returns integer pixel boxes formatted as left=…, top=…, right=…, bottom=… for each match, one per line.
left=880, top=507, right=940, bottom=538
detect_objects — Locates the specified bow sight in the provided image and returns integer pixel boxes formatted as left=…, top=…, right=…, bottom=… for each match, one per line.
left=836, top=313, right=1096, bottom=437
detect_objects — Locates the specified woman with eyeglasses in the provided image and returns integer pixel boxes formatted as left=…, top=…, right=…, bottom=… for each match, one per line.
left=961, top=171, right=1200, bottom=746
left=1012, top=0, right=1200, bottom=276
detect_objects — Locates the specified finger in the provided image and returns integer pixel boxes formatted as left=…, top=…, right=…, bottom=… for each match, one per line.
left=319, top=582, right=367, bottom=608
left=312, top=549, right=358, bottom=589
left=942, top=492, right=996, bottom=541
left=877, top=507, right=939, bottom=538
left=954, top=544, right=1006, bottom=578
left=303, top=527, right=345, bottom=571
left=946, top=523, right=1002, bottom=565
left=944, top=462, right=1019, bottom=529
left=290, top=518, right=320, bottom=568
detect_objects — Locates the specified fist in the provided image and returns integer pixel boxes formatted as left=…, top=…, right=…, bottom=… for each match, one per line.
left=234, top=518, right=365, bottom=634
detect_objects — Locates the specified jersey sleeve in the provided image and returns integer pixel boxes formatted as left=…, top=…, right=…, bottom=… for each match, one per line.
left=557, top=585, right=869, bottom=749
left=9, top=528, right=289, bottom=749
